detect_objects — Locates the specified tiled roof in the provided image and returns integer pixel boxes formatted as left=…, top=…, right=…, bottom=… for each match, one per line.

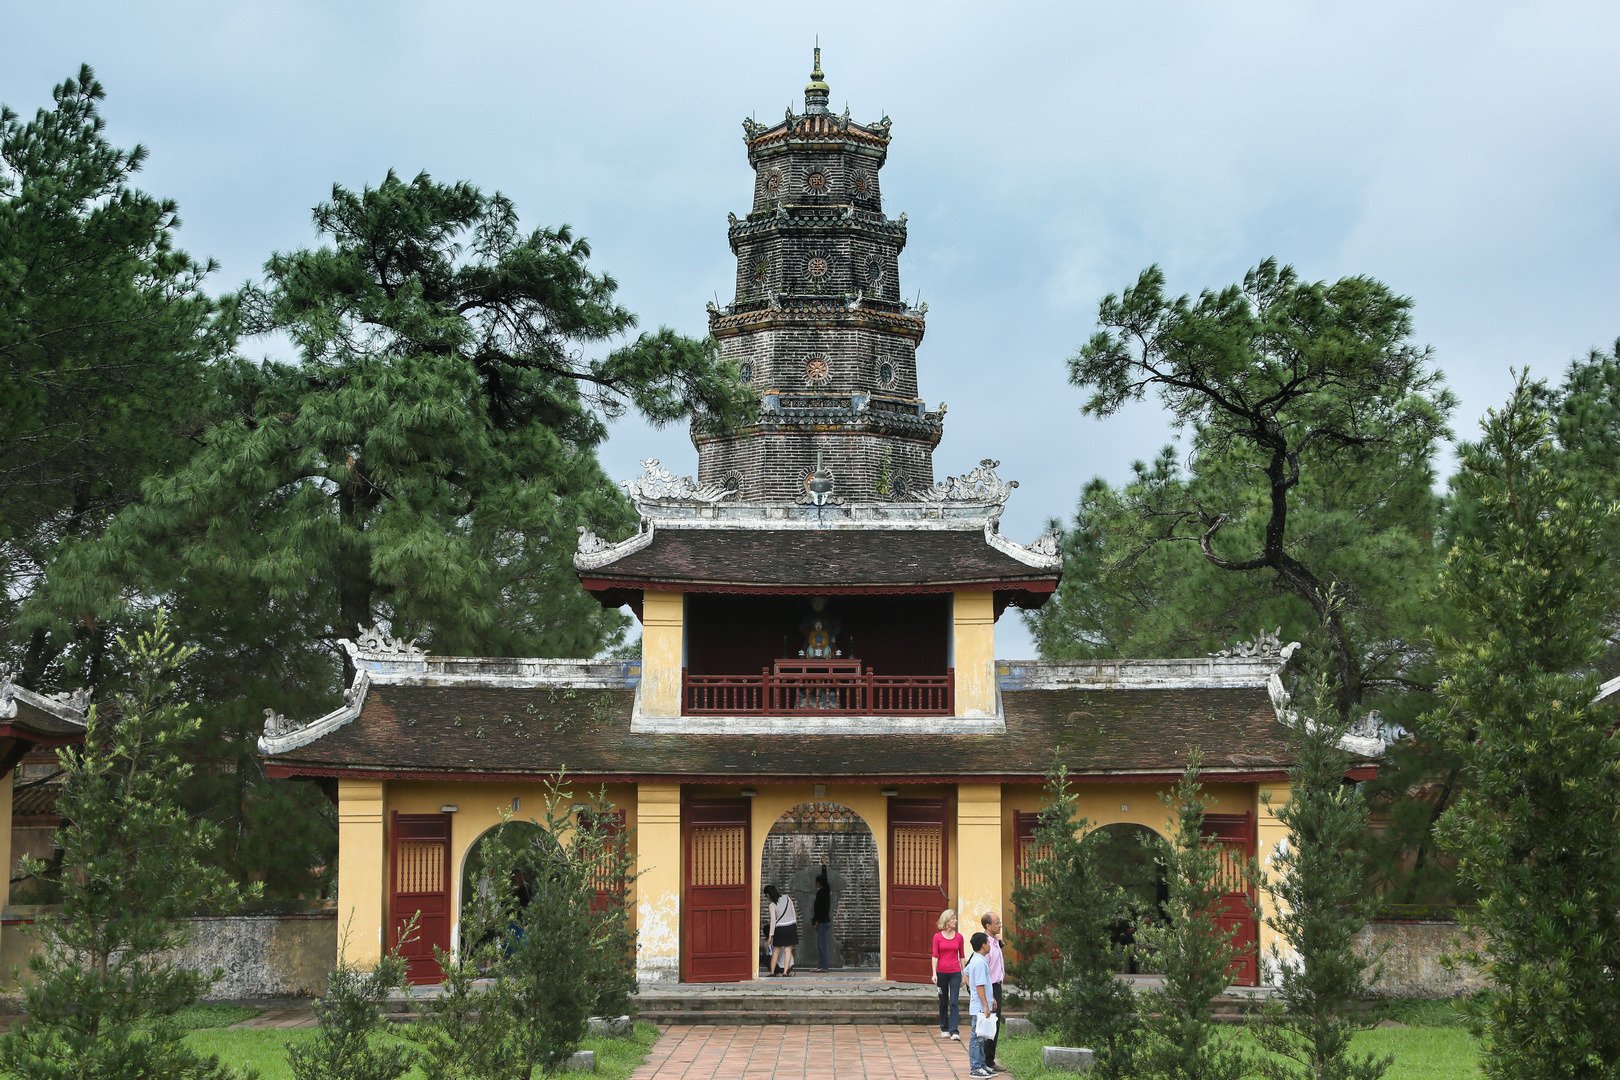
left=263, top=684, right=1310, bottom=782
left=13, top=782, right=62, bottom=819
left=579, top=527, right=1056, bottom=592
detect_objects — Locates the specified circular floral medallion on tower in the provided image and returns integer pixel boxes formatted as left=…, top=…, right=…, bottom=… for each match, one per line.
left=724, top=471, right=742, bottom=496
left=878, top=360, right=896, bottom=387
left=764, top=170, right=784, bottom=194
left=866, top=258, right=883, bottom=285
left=739, top=360, right=755, bottom=383
left=806, top=256, right=830, bottom=280
left=752, top=257, right=769, bottom=282
left=804, top=171, right=829, bottom=193
left=806, top=357, right=831, bottom=385
left=852, top=172, right=870, bottom=196
left=892, top=471, right=909, bottom=497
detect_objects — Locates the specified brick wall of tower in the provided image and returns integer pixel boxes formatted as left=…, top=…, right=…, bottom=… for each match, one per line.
left=732, top=224, right=904, bottom=306
left=718, top=325, right=921, bottom=400
left=697, top=429, right=936, bottom=502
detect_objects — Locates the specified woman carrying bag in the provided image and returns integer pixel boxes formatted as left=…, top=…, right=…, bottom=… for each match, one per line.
left=764, top=885, right=799, bottom=976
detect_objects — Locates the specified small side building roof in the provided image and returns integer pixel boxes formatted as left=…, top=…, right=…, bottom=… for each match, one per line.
left=0, top=676, right=90, bottom=745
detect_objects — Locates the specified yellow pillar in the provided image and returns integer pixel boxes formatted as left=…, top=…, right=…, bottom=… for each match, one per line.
left=0, top=759, right=13, bottom=910
left=1256, top=780, right=1291, bottom=985
left=636, top=782, right=682, bottom=984
left=337, top=778, right=386, bottom=968
left=953, top=590, right=996, bottom=717
left=956, top=784, right=1002, bottom=929
left=640, top=591, right=684, bottom=719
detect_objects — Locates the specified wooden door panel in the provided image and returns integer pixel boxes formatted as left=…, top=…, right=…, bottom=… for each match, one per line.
left=887, top=800, right=947, bottom=984
left=1202, top=813, right=1258, bottom=987
left=391, top=812, right=452, bottom=985
left=684, top=800, right=752, bottom=982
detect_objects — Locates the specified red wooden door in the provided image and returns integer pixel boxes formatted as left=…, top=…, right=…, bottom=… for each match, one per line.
left=1202, top=812, right=1259, bottom=986
left=390, top=812, right=452, bottom=984
left=887, top=799, right=948, bottom=983
left=582, top=808, right=628, bottom=917
left=684, top=799, right=752, bottom=982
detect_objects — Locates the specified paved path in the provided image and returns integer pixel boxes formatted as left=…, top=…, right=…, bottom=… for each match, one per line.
left=229, top=1008, right=318, bottom=1029
left=630, top=1025, right=982, bottom=1080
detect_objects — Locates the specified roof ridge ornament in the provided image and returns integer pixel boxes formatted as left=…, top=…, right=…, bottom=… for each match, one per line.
left=622, top=458, right=731, bottom=505
left=804, top=45, right=830, bottom=114
left=914, top=458, right=1018, bottom=506
left=339, top=624, right=425, bottom=659
left=1211, top=627, right=1300, bottom=661
left=0, top=669, right=91, bottom=725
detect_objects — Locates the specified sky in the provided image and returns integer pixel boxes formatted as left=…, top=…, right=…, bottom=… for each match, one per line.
left=5, top=1, right=1618, bottom=658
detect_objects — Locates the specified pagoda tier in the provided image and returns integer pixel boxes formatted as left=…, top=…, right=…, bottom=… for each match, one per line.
left=696, top=50, right=943, bottom=503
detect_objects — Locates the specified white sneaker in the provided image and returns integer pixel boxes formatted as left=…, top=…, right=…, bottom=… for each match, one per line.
left=951, top=1033, right=961, bottom=1041
left=939, top=1031, right=952, bottom=1038
left=971, top=1069, right=994, bottom=1078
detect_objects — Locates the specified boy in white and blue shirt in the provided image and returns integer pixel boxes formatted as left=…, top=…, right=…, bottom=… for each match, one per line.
left=964, top=932, right=995, bottom=1078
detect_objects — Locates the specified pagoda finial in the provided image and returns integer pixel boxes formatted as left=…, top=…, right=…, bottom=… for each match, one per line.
left=804, top=43, right=830, bottom=113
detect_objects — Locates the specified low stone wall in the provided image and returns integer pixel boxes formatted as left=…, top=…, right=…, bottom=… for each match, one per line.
left=1, top=900, right=337, bottom=1001
left=1359, top=919, right=1484, bottom=999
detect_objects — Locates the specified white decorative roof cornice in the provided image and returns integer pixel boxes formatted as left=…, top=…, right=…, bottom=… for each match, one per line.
left=0, top=671, right=90, bottom=728
left=913, top=459, right=1017, bottom=508
left=574, top=520, right=657, bottom=571
left=983, top=521, right=1063, bottom=571
left=621, top=459, right=730, bottom=507
left=259, top=670, right=370, bottom=756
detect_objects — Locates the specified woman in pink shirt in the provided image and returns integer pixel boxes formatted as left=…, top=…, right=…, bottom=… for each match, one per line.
left=930, top=908, right=967, bottom=1038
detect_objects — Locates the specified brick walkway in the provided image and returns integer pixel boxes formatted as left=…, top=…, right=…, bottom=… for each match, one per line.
left=631, top=1025, right=982, bottom=1080
left=228, top=1007, right=318, bottom=1029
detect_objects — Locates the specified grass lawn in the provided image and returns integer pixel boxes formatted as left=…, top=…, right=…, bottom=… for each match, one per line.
left=182, top=1019, right=662, bottom=1080
left=997, top=1001, right=1480, bottom=1080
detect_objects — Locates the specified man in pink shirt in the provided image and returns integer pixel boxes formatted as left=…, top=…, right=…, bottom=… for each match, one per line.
left=980, top=911, right=1006, bottom=1073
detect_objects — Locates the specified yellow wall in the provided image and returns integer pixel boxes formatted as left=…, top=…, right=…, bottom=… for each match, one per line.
left=636, top=782, right=682, bottom=983
left=998, top=781, right=1258, bottom=921
left=1255, top=780, right=1291, bottom=983
left=952, top=590, right=996, bottom=717
left=956, top=784, right=1001, bottom=930
left=640, top=590, right=684, bottom=718
left=337, top=778, right=386, bottom=968
left=384, top=780, right=639, bottom=961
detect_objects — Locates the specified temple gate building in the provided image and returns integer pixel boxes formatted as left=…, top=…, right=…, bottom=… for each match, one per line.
left=259, top=54, right=1380, bottom=988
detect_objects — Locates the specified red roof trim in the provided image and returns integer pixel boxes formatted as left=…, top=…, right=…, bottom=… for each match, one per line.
left=0, top=724, right=83, bottom=746
left=579, top=578, right=1058, bottom=596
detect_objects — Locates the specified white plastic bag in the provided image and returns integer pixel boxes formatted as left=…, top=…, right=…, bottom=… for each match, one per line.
left=975, top=1013, right=998, bottom=1040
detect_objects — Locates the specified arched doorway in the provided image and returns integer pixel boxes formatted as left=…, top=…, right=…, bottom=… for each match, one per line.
left=458, top=821, right=553, bottom=953
left=1085, top=822, right=1166, bottom=975
left=761, top=802, right=881, bottom=973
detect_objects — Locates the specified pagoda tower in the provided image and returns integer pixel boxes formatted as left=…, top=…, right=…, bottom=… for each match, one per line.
left=696, top=49, right=943, bottom=503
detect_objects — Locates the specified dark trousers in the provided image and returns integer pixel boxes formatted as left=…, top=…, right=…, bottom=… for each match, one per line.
left=816, top=923, right=831, bottom=969
left=984, top=983, right=1003, bottom=1064
left=936, top=970, right=962, bottom=1033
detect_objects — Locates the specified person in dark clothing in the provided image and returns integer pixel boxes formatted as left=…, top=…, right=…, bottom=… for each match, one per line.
left=812, top=871, right=833, bottom=971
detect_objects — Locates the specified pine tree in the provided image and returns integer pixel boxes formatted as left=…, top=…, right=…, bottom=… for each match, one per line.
left=1429, top=371, right=1620, bottom=1079
left=0, top=66, right=228, bottom=690
left=1253, top=676, right=1392, bottom=1080
left=1134, top=750, right=1251, bottom=1080
left=287, top=920, right=415, bottom=1080
left=0, top=612, right=257, bottom=1080
left=1007, top=764, right=1140, bottom=1080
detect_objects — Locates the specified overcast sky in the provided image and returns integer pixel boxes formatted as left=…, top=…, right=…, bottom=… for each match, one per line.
left=5, top=1, right=1618, bottom=658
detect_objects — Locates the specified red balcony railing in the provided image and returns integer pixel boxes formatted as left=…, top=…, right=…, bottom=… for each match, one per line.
left=682, top=659, right=954, bottom=716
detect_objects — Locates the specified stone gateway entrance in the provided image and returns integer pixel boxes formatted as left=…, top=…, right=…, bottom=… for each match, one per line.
left=761, top=802, right=880, bottom=971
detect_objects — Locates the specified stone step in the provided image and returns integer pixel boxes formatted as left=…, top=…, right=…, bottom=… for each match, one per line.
left=635, top=1009, right=942, bottom=1026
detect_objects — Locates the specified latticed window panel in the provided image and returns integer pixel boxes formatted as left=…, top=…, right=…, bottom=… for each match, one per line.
left=690, top=824, right=746, bottom=887
left=1017, top=838, right=1054, bottom=887
left=1208, top=839, right=1249, bottom=895
left=396, top=840, right=445, bottom=896
left=892, top=825, right=942, bottom=888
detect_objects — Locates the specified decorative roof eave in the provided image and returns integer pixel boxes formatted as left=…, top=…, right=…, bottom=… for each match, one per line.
left=259, top=670, right=371, bottom=756
left=575, top=520, right=657, bottom=571
left=0, top=674, right=89, bottom=740
left=983, top=521, right=1062, bottom=571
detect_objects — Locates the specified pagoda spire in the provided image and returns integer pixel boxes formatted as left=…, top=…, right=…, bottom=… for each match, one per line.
left=804, top=45, right=830, bottom=114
